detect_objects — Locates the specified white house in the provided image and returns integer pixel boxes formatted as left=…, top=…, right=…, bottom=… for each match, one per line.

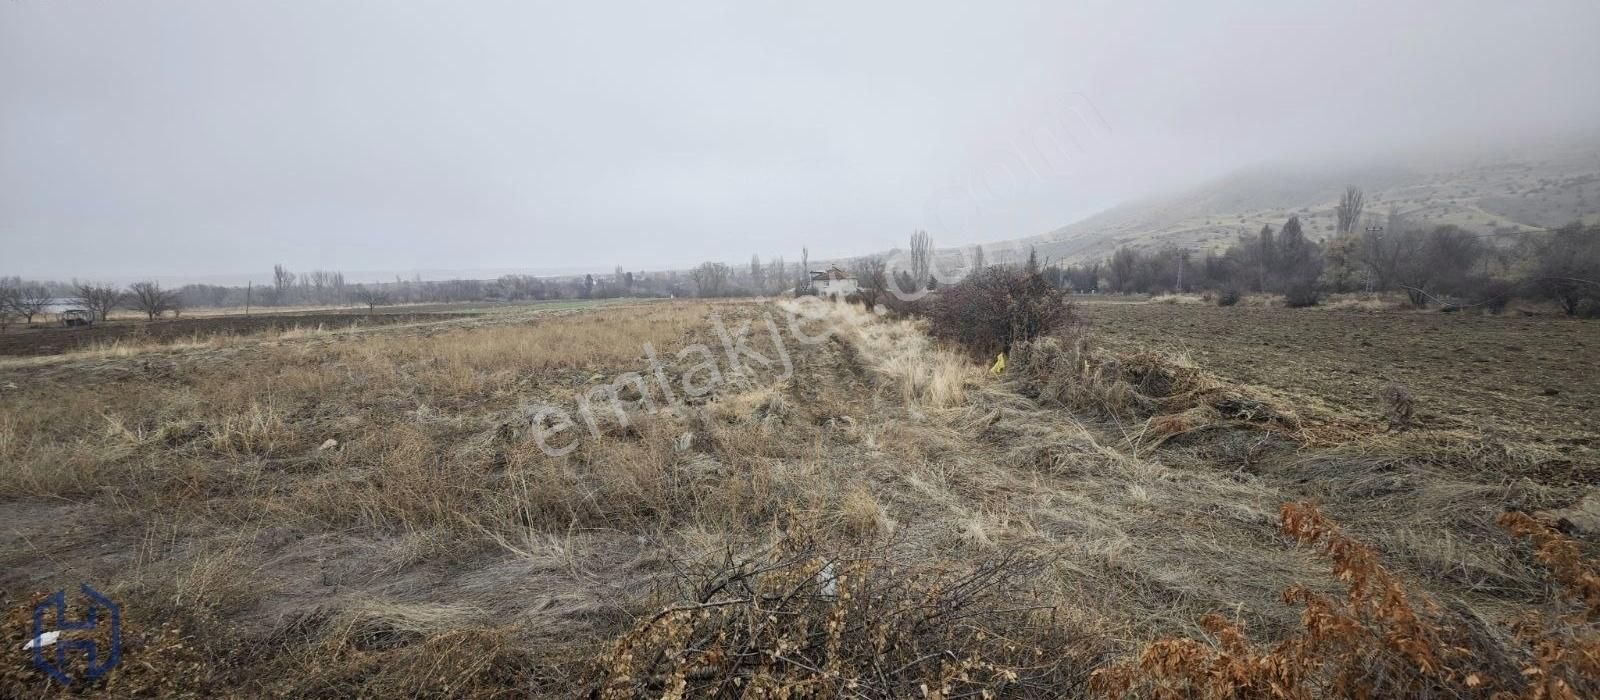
left=809, top=266, right=858, bottom=296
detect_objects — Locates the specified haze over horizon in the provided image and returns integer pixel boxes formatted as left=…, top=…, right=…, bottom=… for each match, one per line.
left=5, top=1, right=1600, bottom=283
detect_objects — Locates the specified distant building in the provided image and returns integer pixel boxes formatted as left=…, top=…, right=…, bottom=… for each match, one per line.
left=809, top=266, right=857, bottom=296
left=42, top=298, right=81, bottom=315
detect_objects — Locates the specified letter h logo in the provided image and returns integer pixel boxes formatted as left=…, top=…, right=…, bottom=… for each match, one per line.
left=31, top=584, right=121, bottom=685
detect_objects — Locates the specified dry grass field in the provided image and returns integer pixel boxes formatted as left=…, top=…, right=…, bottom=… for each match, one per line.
left=0, top=299, right=627, bottom=358
left=1, top=298, right=1595, bottom=696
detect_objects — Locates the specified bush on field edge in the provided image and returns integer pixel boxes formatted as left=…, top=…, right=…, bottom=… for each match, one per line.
left=928, top=259, right=1077, bottom=360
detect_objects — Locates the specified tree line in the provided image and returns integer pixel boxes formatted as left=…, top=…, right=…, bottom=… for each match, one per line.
left=1054, top=188, right=1600, bottom=314
left=0, top=278, right=200, bottom=325
left=9, top=198, right=1595, bottom=325
left=0, top=256, right=813, bottom=327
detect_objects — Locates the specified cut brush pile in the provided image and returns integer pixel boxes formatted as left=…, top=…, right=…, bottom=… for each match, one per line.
left=593, top=537, right=1105, bottom=698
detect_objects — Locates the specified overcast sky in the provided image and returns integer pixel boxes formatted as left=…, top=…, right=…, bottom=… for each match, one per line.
left=4, top=1, right=1599, bottom=283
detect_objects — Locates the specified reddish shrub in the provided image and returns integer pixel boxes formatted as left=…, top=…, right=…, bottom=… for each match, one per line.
left=1091, top=503, right=1600, bottom=700
left=929, top=262, right=1076, bottom=359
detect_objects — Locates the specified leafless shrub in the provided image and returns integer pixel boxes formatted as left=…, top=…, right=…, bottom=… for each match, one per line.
left=929, top=256, right=1075, bottom=359
left=1380, top=382, right=1416, bottom=431
left=593, top=539, right=1104, bottom=697
left=878, top=289, right=931, bottom=318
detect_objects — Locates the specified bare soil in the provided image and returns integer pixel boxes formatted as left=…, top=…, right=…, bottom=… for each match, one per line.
left=1081, top=301, right=1599, bottom=461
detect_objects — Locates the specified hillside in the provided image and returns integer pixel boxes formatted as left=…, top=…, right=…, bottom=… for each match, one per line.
left=1006, top=139, right=1600, bottom=264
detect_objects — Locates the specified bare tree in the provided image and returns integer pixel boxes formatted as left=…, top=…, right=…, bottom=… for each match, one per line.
left=302, top=269, right=346, bottom=305
left=799, top=247, right=810, bottom=292
left=351, top=285, right=393, bottom=311
left=273, top=264, right=295, bottom=305
left=749, top=254, right=766, bottom=295
left=908, top=230, right=933, bottom=291
left=971, top=244, right=985, bottom=272
left=1335, top=186, right=1365, bottom=235
left=851, top=256, right=889, bottom=306
left=8, top=285, right=52, bottom=323
left=1274, top=216, right=1324, bottom=306
left=0, top=285, right=18, bottom=329
left=766, top=256, right=786, bottom=296
left=1529, top=222, right=1600, bottom=315
left=1106, top=246, right=1137, bottom=293
left=126, top=281, right=178, bottom=321
left=308, top=270, right=331, bottom=303
left=73, top=281, right=122, bottom=321
left=1354, top=210, right=1423, bottom=292
left=1254, top=224, right=1276, bottom=291
left=690, top=261, right=730, bottom=297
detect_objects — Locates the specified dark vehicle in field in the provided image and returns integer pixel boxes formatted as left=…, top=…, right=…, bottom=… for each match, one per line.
left=59, top=309, right=94, bottom=327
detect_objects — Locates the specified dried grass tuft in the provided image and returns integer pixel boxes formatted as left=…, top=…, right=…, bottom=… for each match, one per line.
left=1380, top=382, right=1417, bottom=431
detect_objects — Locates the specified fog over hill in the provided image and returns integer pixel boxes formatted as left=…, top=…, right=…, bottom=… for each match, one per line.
left=982, top=136, right=1600, bottom=266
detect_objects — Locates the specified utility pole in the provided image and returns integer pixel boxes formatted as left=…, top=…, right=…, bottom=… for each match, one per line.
left=246, top=281, right=252, bottom=315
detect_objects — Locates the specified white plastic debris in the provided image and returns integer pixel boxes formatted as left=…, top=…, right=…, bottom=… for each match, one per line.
left=817, top=563, right=838, bottom=598
left=23, top=631, right=60, bottom=651
left=319, top=438, right=339, bottom=451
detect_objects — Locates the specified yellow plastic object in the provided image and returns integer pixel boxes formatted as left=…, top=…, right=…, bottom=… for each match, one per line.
left=989, top=352, right=1006, bottom=375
